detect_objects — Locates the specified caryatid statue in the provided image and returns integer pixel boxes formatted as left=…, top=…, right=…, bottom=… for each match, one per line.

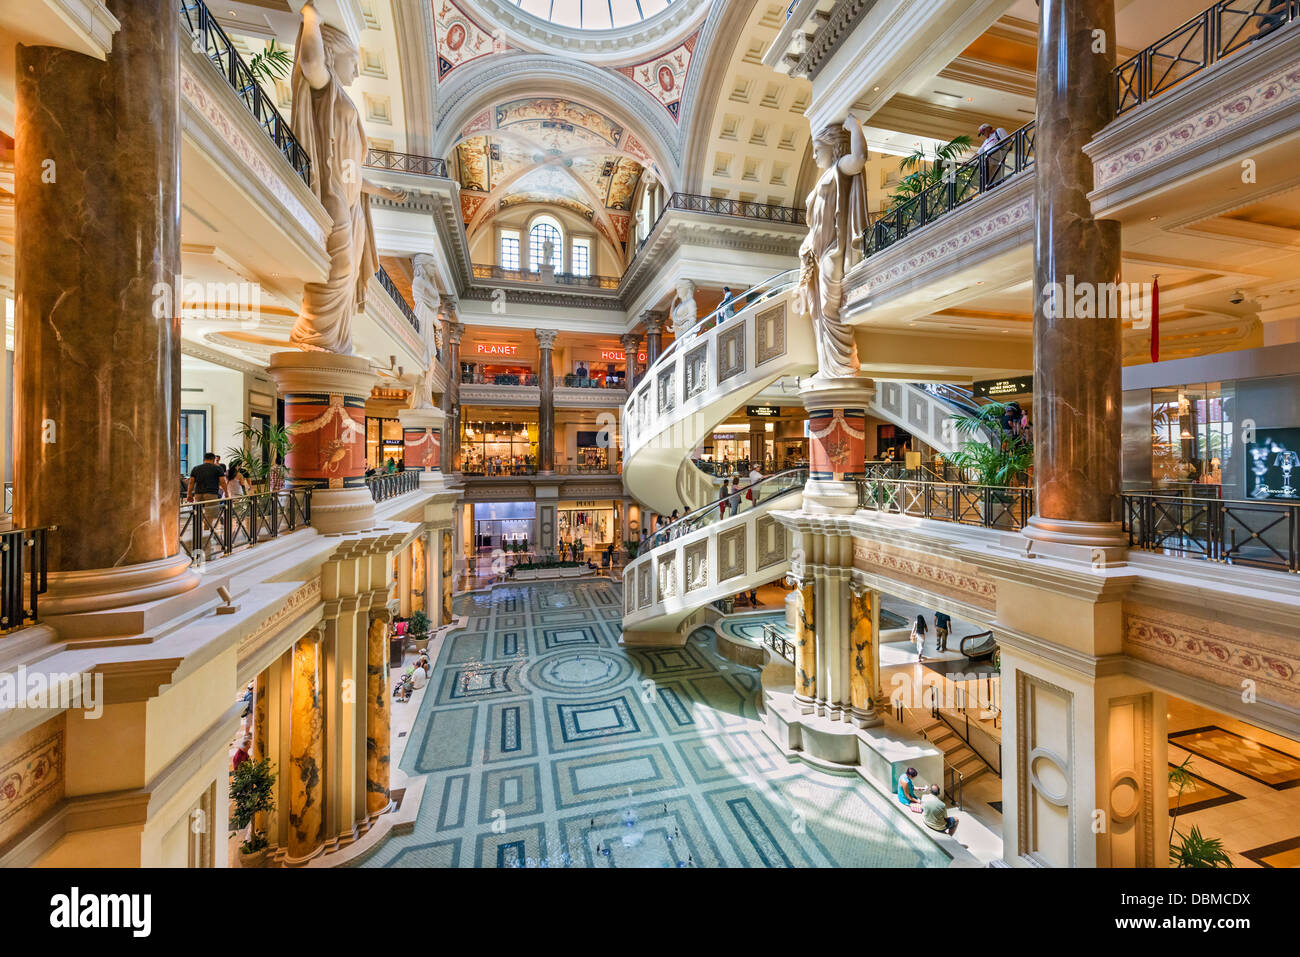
left=412, top=253, right=444, bottom=359
left=289, top=1, right=405, bottom=355
left=669, top=278, right=697, bottom=335
left=796, top=115, right=868, bottom=380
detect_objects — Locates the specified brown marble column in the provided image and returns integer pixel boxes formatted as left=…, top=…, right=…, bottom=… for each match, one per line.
left=748, top=419, right=766, bottom=468
left=641, top=311, right=667, bottom=368
left=365, top=606, right=391, bottom=815
left=441, top=320, right=465, bottom=471
left=14, top=0, right=198, bottom=611
left=252, top=669, right=270, bottom=837
left=536, top=328, right=557, bottom=473
left=793, top=576, right=817, bottom=709
left=620, top=333, right=642, bottom=387
left=1024, top=0, right=1125, bottom=550
left=288, top=625, right=325, bottom=859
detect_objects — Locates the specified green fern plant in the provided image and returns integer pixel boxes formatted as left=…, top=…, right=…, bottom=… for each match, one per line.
left=1171, top=825, right=1234, bottom=868
left=944, top=401, right=1032, bottom=487
left=248, top=40, right=293, bottom=85
left=890, top=134, right=976, bottom=204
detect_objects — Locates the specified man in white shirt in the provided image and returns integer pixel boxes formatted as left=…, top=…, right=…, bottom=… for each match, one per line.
left=977, top=123, right=1010, bottom=188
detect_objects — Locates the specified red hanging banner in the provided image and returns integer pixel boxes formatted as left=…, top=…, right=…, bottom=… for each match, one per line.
left=1150, top=276, right=1160, bottom=363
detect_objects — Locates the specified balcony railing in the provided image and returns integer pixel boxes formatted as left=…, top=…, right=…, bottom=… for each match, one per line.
left=856, top=477, right=1035, bottom=531
left=179, top=488, right=312, bottom=560
left=762, top=622, right=796, bottom=661
left=366, top=471, right=420, bottom=501
left=560, top=375, right=627, bottom=390
left=375, top=266, right=420, bottom=334
left=862, top=122, right=1035, bottom=258
left=364, top=148, right=448, bottom=177
left=1122, top=491, right=1299, bottom=574
left=178, top=0, right=311, bottom=186
left=461, top=372, right=539, bottom=387
left=0, top=525, right=52, bottom=633
left=471, top=264, right=621, bottom=290
left=459, top=464, right=537, bottom=477
left=639, top=192, right=807, bottom=250
left=1115, top=1, right=1298, bottom=115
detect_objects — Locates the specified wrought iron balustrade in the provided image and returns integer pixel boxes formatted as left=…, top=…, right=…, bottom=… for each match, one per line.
left=1121, top=491, right=1300, bottom=573
left=366, top=470, right=420, bottom=502
left=1115, top=0, right=1299, bottom=115
left=364, top=148, right=448, bottom=177
left=178, top=0, right=311, bottom=185
left=460, top=372, right=539, bottom=387
left=862, top=122, right=1035, bottom=259
left=375, top=266, right=420, bottom=334
left=179, top=488, right=312, bottom=561
left=0, top=525, right=52, bottom=633
left=470, top=263, right=620, bottom=289
left=856, top=477, right=1034, bottom=531
left=762, top=623, right=795, bottom=662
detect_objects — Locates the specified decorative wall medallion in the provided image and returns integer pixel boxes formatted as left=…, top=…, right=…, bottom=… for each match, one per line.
left=684, top=343, right=709, bottom=401
left=754, top=302, right=787, bottom=366
left=717, top=322, right=745, bottom=383
left=718, top=526, right=746, bottom=582
left=756, top=515, right=786, bottom=570
left=617, top=33, right=698, bottom=122
left=684, top=540, right=708, bottom=592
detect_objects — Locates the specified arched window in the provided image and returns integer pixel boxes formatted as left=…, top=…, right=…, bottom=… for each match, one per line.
left=529, top=218, right=563, bottom=272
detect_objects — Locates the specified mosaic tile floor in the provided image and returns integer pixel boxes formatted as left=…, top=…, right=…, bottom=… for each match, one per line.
left=361, top=581, right=950, bottom=868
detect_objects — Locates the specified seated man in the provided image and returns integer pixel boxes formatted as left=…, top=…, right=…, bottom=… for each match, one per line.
left=922, top=784, right=958, bottom=836
left=897, top=766, right=921, bottom=807
left=410, top=659, right=428, bottom=691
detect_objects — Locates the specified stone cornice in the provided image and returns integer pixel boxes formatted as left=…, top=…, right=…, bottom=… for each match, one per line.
left=794, top=0, right=879, bottom=81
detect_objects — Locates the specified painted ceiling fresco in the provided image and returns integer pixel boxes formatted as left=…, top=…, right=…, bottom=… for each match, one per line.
left=452, top=97, right=654, bottom=258
left=617, top=33, right=698, bottom=122
left=433, top=0, right=505, bottom=81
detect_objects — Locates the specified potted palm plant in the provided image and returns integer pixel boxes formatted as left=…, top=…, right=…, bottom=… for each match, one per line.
left=226, top=420, right=294, bottom=494
left=230, top=757, right=277, bottom=868
left=1168, top=756, right=1234, bottom=868
left=407, top=609, right=431, bottom=653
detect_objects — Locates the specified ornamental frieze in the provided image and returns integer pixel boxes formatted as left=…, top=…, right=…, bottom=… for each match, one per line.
left=852, top=539, right=996, bottom=609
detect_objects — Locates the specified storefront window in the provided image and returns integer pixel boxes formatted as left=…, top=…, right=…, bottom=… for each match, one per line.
left=472, top=501, right=534, bottom=552
left=367, top=417, right=404, bottom=470
left=1151, top=384, right=1233, bottom=489
left=557, top=500, right=617, bottom=551
left=461, top=418, right=538, bottom=475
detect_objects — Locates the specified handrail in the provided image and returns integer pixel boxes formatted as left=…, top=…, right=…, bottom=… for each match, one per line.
left=179, top=488, right=311, bottom=560
left=178, top=0, right=311, bottom=185
left=635, top=267, right=800, bottom=382
left=857, top=477, right=1034, bottom=531
left=761, top=622, right=796, bottom=661
left=644, top=468, right=808, bottom=551
left=471, top=263, right=621, bottom=290
left=1114, top=1, right=1298, bottom=115
left=375, top=266, right=420, bottom=334
left=862, top=121, right=1035, bottom=259
left=639, top=192, right=806, bottom=251
left=366, top=470, right=420, bottom=501
left=1121, top=490, right=1300, bottom=573
left=0, top=525, right=53, bottom=633
left=364, top=148, right=448, bottom=177
left=460, top=372, right=539, bottom=387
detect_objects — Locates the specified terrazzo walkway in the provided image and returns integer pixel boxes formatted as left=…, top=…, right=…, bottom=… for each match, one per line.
left=360, top=580, right=950, bottom=868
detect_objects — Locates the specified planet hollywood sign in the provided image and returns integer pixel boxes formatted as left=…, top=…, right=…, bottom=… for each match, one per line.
left=598, top=349, right=647, bottom=363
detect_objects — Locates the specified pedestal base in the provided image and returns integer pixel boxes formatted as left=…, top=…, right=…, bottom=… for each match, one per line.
left=43, top=551, right=200, bottom=617
left=310, top=487, right=376, bottom=535
left=1022, top=515, right=1127, bottom=565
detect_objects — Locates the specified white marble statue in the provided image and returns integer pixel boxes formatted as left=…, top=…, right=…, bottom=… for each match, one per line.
left=669, top=278, right=697, bottom=335
left=541, top=237, right=555, bottom=272
left=289, top=1, right=405, bottom=355
left=796, top=115, right=868, bottom=380
left=404, top=363, right=437, bottom=411
left=412, top=253, right=444, bottom=358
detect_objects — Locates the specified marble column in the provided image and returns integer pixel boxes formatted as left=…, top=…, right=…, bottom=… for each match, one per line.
left=799, top=377, right=874, bottom=513
left=848, top=583, right=884, bottom=726
left=793, top=576, right=817, bottom=710
left=536, top=328, right=558, bottom=473
left=365, top=607, right=391, bottom=815
left=252, top=669, right=270, bottom=837
left=441, top=529, right=454, bottom=626
left=267, top=352, right=378, bottom=535
left=1023, top=0, right=1125, bottom=552
left=14, top=0, right=199, bottom=612
left=442, top=321, right=466, bottom=471
left=288, top=625, right=325, bottom=859
left=641, top=311, right=667, bottom=368
left=399, top=406, right=445, bottom=486
left=620, top=332, right=642, bottom=386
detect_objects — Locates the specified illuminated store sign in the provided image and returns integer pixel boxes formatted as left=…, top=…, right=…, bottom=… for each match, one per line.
left=746, top=405, right=781, bottom=417
left=973, top=376, right=1033, bottom=398
left=478, top=343, right=519, bottom=356
left=598, top=350, right=647, bottom=363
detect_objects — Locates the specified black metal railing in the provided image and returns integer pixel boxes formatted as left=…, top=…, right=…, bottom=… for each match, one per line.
left=366, top=470, right=420, bottom=502
left=178, top=0, right=311, bottom=185
left=0, top=525, right=52, bottom=632
left=470, top=264, right=621, bottom=290
left=1122, top=491, right=1300, bottom=573
left=375, top=266, right=421, bottom=334
left=179, top=488, right=312, bottom=560
left=646, top=468, right=808, bottom=551
left=862, top=122, right=1035, bottom=258
left=1115, top=0, right=1298, bottom=115
left=364, top=148, right=449, bottom=177
left=762, top=623, right=796, bottom=661
left=560, top=375, right=628, bottom=390
left=639, top=193, right=807, bottom=251
left=460, top=372, right=539, bottom=387
left=459, top=464, right=537, bottom=477
left=857, top=478, right=1034, bottom=531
